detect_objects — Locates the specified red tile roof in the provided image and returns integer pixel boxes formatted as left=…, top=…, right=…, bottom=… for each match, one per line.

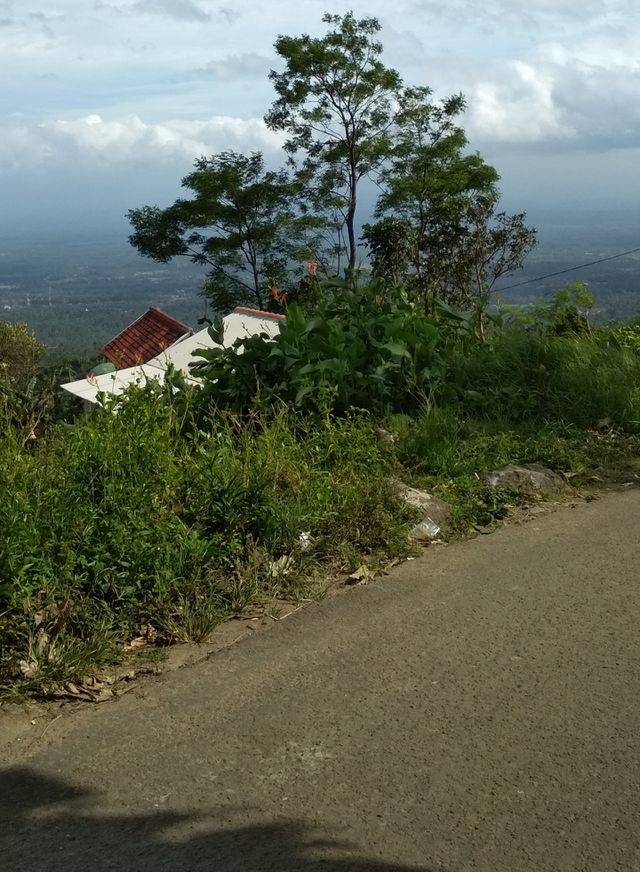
left=232, top=306, right=287, bottom=321
left=102, top=307, right=192, bottom=369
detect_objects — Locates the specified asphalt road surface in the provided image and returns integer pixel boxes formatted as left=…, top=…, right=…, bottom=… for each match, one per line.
left=2, top=490, right=640, bottom=872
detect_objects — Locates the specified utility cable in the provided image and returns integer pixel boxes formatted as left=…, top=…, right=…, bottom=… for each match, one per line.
left=496, top=245, right=640, bottom=292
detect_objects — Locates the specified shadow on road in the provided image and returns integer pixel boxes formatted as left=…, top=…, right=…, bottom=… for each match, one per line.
left=0, top=767, right=441, bottom=871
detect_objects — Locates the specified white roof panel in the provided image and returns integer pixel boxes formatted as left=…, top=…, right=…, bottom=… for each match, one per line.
left=60, top=308, right=284, bottom=405
left=61, top=364, right=165, bottom=404
left=148, top=309, right=283, bottom=372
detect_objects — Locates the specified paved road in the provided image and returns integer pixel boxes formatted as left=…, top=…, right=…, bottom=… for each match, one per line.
left=2, top=490, right=640, bottom=872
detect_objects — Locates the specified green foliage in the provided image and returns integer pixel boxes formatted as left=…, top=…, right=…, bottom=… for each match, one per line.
left=439, top=327, right=640, bottom=430
left=5, top=298, right=640, bottom=697
left=368, top=88, right=536, bottom=322
left=266, top=12, right=403, bottom=272
left=392, top=406, right=632, bottom=478
left=500, top=282, right=593, bottom=335
left=191, top=279, right=466, bottom=415
left=606, top=321, right=640, bottom=352
left=390, top=404, right=640, bottom=531
left=0, top=321, right=43, bottom=381
left=126, top=10, right=536, bottom=309
left=0, top=388, right=411, bottom=696
left=361, top=216, right=416, bottom=287
left=128, top=151, right=317, bottom=312
left=461, top=204, right=537, bottom=336
left=0, top=351, right=87, bottom=447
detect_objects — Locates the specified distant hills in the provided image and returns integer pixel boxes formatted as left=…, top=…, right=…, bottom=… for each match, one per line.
left=1, top=209, right=639, bottom=356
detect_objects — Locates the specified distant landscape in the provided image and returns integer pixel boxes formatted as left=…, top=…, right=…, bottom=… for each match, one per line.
left=0, top=233, right=209, bottom=359
left=1, top=208, right=639, bottom=358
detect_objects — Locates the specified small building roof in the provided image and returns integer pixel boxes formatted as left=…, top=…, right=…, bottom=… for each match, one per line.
left=61, top=307, right=284, bottom=407
left=101, top=307, right=191, bottom=369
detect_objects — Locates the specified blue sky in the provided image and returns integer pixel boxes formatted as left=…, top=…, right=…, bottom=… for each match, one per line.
left=0, top=0, right=638, bottom=233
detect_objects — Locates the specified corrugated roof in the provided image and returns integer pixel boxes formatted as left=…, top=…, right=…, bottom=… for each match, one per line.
left=101, top=307, right=191, bottom=369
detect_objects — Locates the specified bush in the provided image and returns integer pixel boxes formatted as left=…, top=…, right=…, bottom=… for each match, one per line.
left=4, top=280, right=640, bottom=698
left=0, top=321, right=43, bottom=381
left=0, top=385, right=411, bottom=696
left=191, top=281, right=469, bottom=416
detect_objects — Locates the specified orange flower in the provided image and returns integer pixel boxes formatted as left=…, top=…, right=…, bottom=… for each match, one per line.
left=307, top=260, right=318, bottom=275
left=375, top=294, right=383, bottom=305
left=271, top=286, right=286, bottom=306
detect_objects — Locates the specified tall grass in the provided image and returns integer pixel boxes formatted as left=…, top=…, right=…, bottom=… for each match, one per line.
left=0, top=386, right=411, bottom=696
left=440, top=331, right=640, bottom=430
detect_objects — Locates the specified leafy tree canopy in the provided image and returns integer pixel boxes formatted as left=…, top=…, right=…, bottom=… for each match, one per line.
left=128, top=151, right=319, bottom=312
left=127, top=11, right=536, bottom=326
left=364, top=87, right=536, bottom=325
left=266, top=12, right=403, bottom=273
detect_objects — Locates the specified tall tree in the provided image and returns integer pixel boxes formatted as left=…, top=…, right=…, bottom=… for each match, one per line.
left=368, top=90, right=499, bottom=307
left=459, top=196, right=538, bottom=337
left=128, top=151, right=314, bottom=312
left=367, top=88, right=536, bottom=327
left=265, top=12, right=402, bottom=274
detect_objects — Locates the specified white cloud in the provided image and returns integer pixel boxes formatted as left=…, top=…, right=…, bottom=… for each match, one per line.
left=131, top=0, right=211, bottom=22
left=0, top=114, right=285, bottom=169
left=413, top=0, right=621, bottom=28
left=425, top=16, right=640, bottom=151
left=0, top=0, right=639, bottom=222
left=468, top=61, right=573, bottom=145
left=197, top=52, right=273, bottom=81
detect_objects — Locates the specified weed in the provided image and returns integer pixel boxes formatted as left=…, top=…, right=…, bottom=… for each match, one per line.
left=1, top=396, right=408, bottom=697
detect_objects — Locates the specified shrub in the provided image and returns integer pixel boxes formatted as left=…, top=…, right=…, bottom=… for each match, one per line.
left=0, top=385, right=411, bottom=696
left=0, top=321, right=43, bottom=381
left=439, top=330, right=640, bottom=431
left=191, top=281, right=468, bottom=416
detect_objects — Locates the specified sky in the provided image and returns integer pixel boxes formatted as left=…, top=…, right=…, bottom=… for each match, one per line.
left=0, top=0, right=638, bottom=235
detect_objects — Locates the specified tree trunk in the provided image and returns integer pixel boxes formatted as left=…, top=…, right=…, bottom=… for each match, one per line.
left=346, top=202, right=357, bottom=274
left=346, top=168, right=357, bottom=274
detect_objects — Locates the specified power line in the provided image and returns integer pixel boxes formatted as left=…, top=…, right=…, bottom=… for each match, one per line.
left=496, top=245, right=640, bottom=292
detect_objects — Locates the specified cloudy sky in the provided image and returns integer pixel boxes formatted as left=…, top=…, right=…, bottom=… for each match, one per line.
left=0, top=0, right=638, bottom=234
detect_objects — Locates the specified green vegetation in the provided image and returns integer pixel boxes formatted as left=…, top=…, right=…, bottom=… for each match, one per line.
left=129, top=11, right=535, bottom=315
left=188, top=279, right=463, bottom=415
left=2, top=13, right=640, bottom=699
left=2, top=281, right=640, bottom=699
left=0, top=321, right=43, bottom=381
left=0, top=387, right=413, bottom=698
left=128, top=152, right=321, bottom=313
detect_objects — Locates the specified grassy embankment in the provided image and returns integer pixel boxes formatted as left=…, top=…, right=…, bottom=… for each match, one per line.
left=2, top=297, right=640, bottom=699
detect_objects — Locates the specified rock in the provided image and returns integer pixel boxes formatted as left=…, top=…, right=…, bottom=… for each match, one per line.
left=482, top=464, right=563, bottom=493
left=595, top=417, right=614, bottom=432
left=389, top=478, right=452, bottom=544
left=388, top=478, right=452, bottom=528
